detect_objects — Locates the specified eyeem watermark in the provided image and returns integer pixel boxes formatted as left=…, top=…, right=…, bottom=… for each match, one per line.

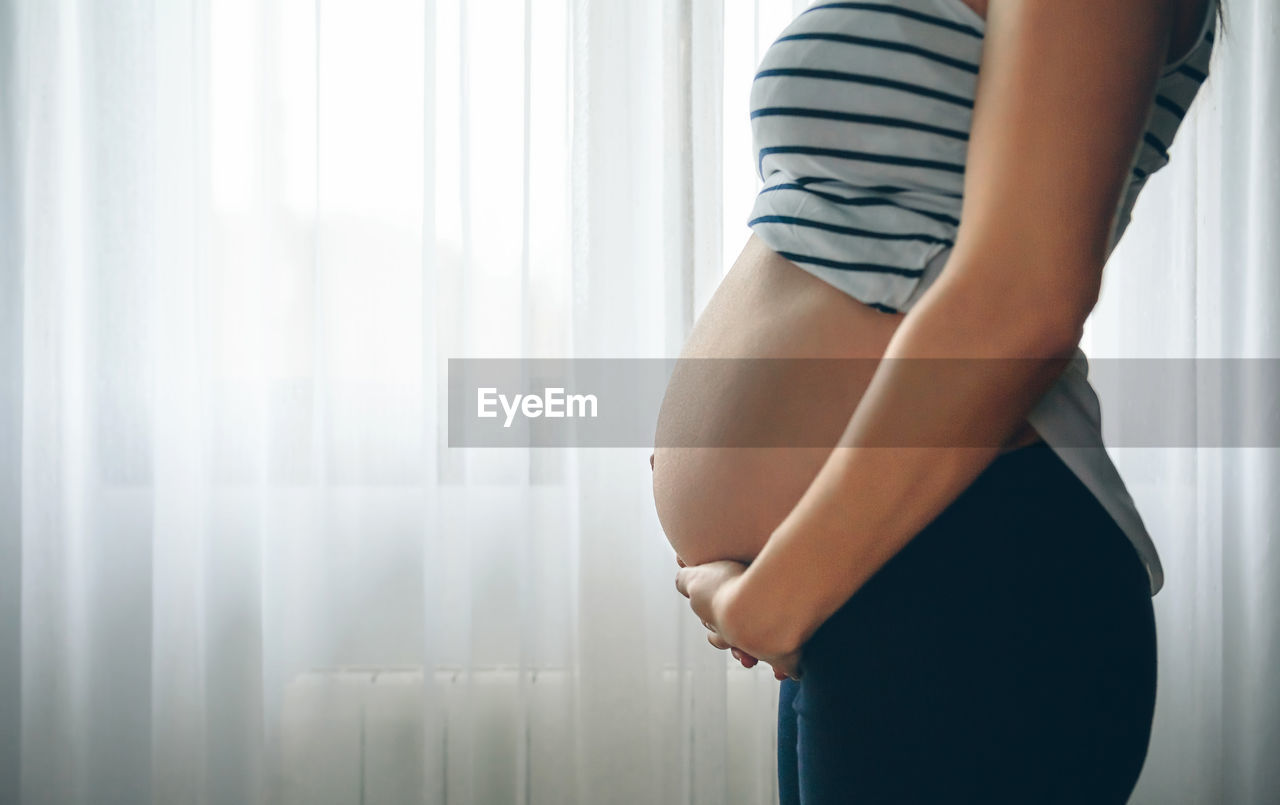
left=477, top=387, right=598, bottom=428
left=449, top=357, right=1280, bottom=447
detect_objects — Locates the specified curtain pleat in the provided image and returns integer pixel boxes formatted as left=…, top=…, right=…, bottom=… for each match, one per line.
left=1083, top=2, right=1280, bottom=801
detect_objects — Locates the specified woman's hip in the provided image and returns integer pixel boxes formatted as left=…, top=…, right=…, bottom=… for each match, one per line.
left=783, top=442, right=1157, bottom=799
left=792, top=441, right=1156, bottom=729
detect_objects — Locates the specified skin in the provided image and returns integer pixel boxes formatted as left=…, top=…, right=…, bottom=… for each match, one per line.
left=665, top=0, right=1206, bottom=680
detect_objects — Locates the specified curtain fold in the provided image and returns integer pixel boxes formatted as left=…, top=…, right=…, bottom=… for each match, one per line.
left=1088, top=2, right=1280, bottom=801
left=0, top=1, right=1276, bottom=804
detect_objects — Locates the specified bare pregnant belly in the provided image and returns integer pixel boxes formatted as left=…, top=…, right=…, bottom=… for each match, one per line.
left=651, top=234, right=1043, bottom=567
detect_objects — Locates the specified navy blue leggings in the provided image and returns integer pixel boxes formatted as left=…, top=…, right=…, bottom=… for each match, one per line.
left=776, top=442, right=1157, bottom=804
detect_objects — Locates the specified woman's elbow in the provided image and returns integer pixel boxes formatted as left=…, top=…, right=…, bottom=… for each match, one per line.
left=934, top=251, right=1099, bottom=356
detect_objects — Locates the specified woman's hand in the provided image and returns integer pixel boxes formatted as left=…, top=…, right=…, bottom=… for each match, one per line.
left=675, top=556, right=765, bottom=671
left=706, top=629, right=804, bottom=681
left=674, top=555, right=803, bottom=681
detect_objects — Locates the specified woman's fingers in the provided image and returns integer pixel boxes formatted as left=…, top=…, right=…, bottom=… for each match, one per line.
left=769, top=650, right=804, bottom=682
left=704, top=631, right=761, bottom=669
left=705, top=631, right=761, bottom=669
left=675, top=568, right=691, bottom=597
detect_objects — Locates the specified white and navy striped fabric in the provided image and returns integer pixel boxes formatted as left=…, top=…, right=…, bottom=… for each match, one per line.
left=747, top=0, right=1218, bottom=315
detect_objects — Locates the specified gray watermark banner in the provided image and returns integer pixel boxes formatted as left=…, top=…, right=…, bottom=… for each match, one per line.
left=448, top=358, right=1280, bottom=447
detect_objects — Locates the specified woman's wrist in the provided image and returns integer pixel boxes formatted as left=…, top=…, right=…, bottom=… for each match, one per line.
left=726, top=537, right=815, bottom=659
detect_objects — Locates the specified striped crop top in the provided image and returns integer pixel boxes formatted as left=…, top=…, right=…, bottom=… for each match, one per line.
left=747, top=0, right=1219, bottom=595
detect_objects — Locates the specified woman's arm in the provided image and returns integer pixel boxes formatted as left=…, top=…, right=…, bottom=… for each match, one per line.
left=707, top=0, right=1180, bottom=661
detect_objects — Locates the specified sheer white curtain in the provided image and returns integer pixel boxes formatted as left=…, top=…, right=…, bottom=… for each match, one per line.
left=0, top=0, right=802, bottom=802
left=1088, top=2, right=1280, bottom=801
left=0, top=2, right=1276, bottom=805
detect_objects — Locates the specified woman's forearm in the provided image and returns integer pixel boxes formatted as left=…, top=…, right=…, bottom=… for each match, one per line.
left=716, top=268, right=1082, bottom=660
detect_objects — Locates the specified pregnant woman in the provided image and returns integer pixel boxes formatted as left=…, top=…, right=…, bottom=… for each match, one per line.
left=656, top=0, right=1221, bottom=802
